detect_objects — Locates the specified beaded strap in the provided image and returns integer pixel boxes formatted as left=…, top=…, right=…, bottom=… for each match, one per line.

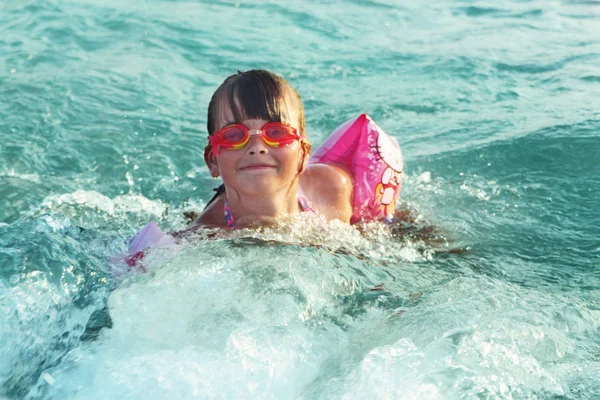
left=297, top=187, right=316, bottom=213
left=223, top=197, right=236, bottom=228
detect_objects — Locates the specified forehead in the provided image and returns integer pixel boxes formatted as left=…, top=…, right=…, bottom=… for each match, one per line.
left=214, top=88, right=301, bottom=129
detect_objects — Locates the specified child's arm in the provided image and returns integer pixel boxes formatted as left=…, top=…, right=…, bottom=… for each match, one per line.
left=300, top=163, right=354, bottom=223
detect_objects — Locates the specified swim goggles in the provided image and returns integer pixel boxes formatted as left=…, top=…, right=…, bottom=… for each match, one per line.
left=209, top=122, right=304, bottom=156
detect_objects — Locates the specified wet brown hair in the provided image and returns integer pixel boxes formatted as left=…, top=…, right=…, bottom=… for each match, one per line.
left=206, top=69, right=306, bottom=136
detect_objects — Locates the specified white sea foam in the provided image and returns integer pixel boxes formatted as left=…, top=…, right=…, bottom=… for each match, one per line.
left=25, top=245, right=598, bottom=400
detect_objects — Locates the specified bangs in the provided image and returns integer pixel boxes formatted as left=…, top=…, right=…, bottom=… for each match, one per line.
left=207, top=70, right=304, bottom=135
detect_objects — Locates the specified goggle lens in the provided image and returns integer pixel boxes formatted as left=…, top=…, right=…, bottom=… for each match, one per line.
left=220, top=126, right=248, bottom=145
left=264, top=124, right=292, bottom=140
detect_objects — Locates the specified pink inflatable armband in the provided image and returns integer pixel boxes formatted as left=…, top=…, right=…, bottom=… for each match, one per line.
left=128, top=222, right=166, bottom=254
left=309, top=114, right=404, bottom=224
left=121, top=222, right=174, bottom=272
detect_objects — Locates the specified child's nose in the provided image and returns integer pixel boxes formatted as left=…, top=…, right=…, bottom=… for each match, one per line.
left=245, top=133, right=269, bottom=155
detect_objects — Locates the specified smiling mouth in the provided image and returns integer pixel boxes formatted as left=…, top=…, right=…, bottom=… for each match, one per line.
left=239, top=164, right=277, bottom=171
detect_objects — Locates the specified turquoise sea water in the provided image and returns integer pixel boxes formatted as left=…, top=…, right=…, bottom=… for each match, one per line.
left=1, top=0, right=600, bottom=398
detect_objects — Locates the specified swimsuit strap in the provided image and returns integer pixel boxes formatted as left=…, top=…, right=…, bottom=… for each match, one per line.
left=223, top=186, right=315, bottom=228
left=297, top=186, right=316, bottom=213
left=223, top=197, right=235, bottom=228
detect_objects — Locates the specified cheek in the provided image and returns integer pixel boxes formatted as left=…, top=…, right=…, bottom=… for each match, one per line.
left=280, top=141, right=302, bottom=155
left=276, top=146, right=304, bottom=171
left=215, top=153, right=239, bottom=173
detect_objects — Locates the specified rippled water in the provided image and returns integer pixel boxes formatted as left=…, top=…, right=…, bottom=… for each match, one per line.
left=1, top=0, right=599, bottom=398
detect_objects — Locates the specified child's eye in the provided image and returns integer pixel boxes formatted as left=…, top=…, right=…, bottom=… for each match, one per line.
left=223, top=127, right=246, bottom=142
left=266, top=125, right=289, bottom=139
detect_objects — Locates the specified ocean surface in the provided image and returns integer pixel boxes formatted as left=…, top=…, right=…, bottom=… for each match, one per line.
left=1, top=0, right=599, bottom=398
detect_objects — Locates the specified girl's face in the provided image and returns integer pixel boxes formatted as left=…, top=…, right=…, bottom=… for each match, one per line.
left=207, top=102, right=306, bottom=196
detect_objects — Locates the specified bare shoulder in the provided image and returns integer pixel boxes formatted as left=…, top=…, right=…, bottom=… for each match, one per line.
left=192, top=196, right=226, bottom=228
left=300, top=163, right=354, bottom=223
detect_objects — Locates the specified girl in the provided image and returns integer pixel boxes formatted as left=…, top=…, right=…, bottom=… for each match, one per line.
left=194, top=69, right=354, bottom=228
